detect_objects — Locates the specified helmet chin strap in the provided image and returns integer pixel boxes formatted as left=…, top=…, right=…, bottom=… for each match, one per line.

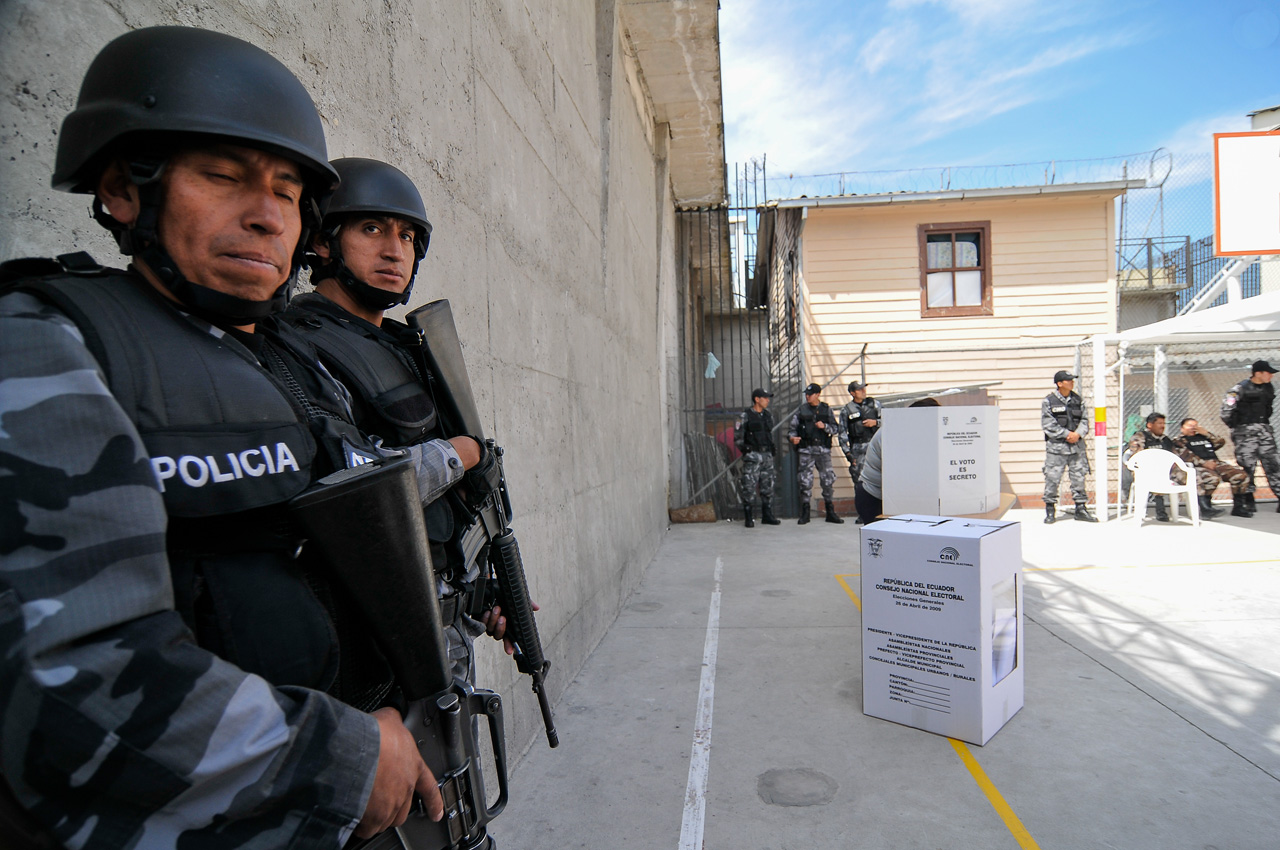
left=314, top=236, right=419, bottom=313
left=102, top=157, right=302, bottom=327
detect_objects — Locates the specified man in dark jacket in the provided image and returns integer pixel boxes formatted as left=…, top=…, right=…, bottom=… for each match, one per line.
left=733, top=388, right=782, bottom=527
left=1221, top=360, right=1280, bottom=513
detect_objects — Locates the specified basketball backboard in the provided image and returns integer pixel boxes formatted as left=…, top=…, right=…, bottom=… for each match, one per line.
left=1214, top=130, right=1280, bottom=256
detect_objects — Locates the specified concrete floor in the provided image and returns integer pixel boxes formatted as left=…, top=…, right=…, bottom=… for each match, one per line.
left=490, top=504, right=1280, bottom=850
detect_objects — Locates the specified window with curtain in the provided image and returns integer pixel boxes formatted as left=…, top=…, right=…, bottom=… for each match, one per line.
left=918, top=222, right=991, bottom=317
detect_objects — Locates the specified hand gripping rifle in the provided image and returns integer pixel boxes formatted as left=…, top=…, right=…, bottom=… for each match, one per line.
left=291, top=458, right=508, bottom=850
left=405, top=300, right=559, bottom=749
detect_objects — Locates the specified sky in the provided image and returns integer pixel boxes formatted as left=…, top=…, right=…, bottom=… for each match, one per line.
left=720, top=0, right=1280, bottom=211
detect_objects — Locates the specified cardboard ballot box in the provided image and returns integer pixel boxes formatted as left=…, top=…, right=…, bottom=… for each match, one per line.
left=882, top=405, right=1000, bottom=517
left=860, top=515, right=1023, bottom=746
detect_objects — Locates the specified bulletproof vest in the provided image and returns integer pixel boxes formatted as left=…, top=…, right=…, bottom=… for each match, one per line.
left=8, top=262, right=392, bottom=708
left=1140, top=430, right=1173, bottom=451
left=846, top=398, right=880, bottom=442
left=286, top=294, right=456, bottom=545
left=741, top=408, right=774, bottom=451
left=1182, top=434, right=1218, bottom=460
left=797, top=402, right=833, bottom=448
left=1046, top=392, right=1083, bottom=436
left=1234, top=380, right=1274, bottom=425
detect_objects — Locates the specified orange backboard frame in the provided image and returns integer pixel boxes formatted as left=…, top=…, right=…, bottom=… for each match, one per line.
left=1214, top=130, right=1280, bottom=257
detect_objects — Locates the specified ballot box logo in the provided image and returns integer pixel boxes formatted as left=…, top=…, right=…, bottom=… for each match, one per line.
left=866, top=538, right=884, bottom=558
left=938, top=546, right=960, bottom=562
left=942, top=416, right=949, bottom=425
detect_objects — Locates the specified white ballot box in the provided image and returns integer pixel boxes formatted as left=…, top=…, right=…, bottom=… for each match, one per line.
left=860, top=515, right=1023, bottom=746
left=882, top=405, right=999, bottom=517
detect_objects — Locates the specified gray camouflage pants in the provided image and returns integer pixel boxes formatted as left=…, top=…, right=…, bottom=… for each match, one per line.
left=740, top=450, right=777, bottom=507
left=798, top=446, right=836, bottom=502
left=1043, top=447, right=1089, bottom=504
left=1231, top=423, right=1280, bottom=496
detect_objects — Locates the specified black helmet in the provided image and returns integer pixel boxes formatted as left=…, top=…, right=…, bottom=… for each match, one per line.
left=312, top=157, right=433, bottom=311
left=53, top=27, right=338, bottom=325
left=53, top=27, right=338, bottom=193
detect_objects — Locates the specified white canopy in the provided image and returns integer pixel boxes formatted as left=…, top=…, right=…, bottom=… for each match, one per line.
left=1094, top=290, right=1280, bottom=345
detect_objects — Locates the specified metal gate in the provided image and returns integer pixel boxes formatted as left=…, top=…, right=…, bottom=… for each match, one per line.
left=673, top=159, right=804, bottom=518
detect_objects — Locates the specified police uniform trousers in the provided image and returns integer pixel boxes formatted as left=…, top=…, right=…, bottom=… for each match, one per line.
left=1231, top=423, right=1280, bottom=496
left=740, top=450, right=776, bottom=507
left=1175, top=462, right=1250, bottom=496
left=1043, top=444, right=1089, bottom=504
left=798, top=446, right=837, bottom=502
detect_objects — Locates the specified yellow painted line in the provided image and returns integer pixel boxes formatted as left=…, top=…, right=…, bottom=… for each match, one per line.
left=949, top=738, right=1041, bottom=850
left=835, top=573, right=1040, bottom=849
left=834, top=573, right=861, bottom=610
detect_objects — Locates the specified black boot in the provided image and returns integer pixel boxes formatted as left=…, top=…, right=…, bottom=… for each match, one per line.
left=760, top=501, right=781, bottom=525
left=744, top=505, right=755, bottom=528
left=1244, top=492, right=1257, bottom=515
left=798, top=503, right=811, bottom=525
left=1198, top=495, right=1223, bottom=518
left=825, top=500, right=845, bottom=524
left=1074, top=501, right=1098, bottom=522
left=1231, top=493, right=1251, bottom=517
left=1044, top=503, right=1056, bottom=524
left=1153, top=495, right=1170, bottom=522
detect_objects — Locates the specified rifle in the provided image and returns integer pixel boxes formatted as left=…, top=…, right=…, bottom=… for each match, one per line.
left=291, top=458, right=508, bottom=850
left=405, top=300, right=559, bottom=749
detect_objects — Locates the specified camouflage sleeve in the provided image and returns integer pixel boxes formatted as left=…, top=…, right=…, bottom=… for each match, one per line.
left=407, top=437, right=466, bottom=504
left=1169, top=436, right=1199, bottom=467
left=1220, top=387, right=1239, bottom=426
left=787, top=411, right=800, bottom=439
left=1040, top=395, right=1066, bottom=439
left=837, top=405, right=852, bottom=455
left=1127, top=431, right=1145, bottom=455
left=0, top=293, right=379, bottom=849
left=1208, top=431, right=1226, bottom=451
left=733, top=412, right=746, bottom=452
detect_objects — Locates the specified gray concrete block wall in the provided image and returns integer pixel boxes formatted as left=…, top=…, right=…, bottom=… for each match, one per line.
left=1, top=0, right=677, bottom=761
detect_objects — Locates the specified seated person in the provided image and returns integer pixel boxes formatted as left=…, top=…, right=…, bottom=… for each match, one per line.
left=1171, top=418, right=1251, bottom=518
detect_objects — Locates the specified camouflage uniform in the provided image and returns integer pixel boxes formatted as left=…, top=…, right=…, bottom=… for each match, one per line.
left=733, top=407, right=777, bottom=507
left=1041, top=390, right=1090, bottom=504
left=839, top=396, right=882, bottom=479
left=0, top=281, right=466, bottom=848
left=1171, top=430, right=1251, bottom=496
left=789, top=403, right=838, bottom=503
left=1222, top=378, right=1280, bottom=499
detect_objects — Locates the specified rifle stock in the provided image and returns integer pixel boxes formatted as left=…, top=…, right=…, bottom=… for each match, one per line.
left=290, top=459, right=508, bottom=849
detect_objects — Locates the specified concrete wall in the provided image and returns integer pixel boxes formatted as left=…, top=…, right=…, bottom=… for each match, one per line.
left=0, top=0, right=679, bottom=758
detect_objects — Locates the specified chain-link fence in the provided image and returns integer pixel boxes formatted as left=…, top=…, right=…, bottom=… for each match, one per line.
left=1077, top=340, right=1280, bottom=512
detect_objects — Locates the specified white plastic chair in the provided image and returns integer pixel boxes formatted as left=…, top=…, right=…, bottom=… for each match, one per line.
left=1125, top=448, right=1199, bottom=527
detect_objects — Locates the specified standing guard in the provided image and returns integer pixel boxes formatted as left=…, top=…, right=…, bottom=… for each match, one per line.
left=734, top=388, right=781, bottom=527
left=839, top=381, right=882, bottom=523
left=1041, top=370, right=1096, bottom=523
left=789, top=382, right=844, bottom=524
left=1221, top=360, right=1280, bottom=514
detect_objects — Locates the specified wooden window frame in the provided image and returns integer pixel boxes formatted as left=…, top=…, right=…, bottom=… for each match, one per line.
left=917, top=221, right=992, bottom=318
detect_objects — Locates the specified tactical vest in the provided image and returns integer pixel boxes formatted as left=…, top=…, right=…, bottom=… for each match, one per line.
left=846, top=398, right=880, bottom=443
left=286, top=294, right=457, bottom=545
left=7, top=263, right=391, bottom=708
left=741, top=408, right=775, bottom=452
left=797, top=403, right=833, bottom=448
left=1139, top=430, right=1173, bottom=451
left=1183, top=434, right=1218, bottom=460
left=1233, top=379, right=1274, bottom=425
left=1046, top=392, right=1083, bottom=438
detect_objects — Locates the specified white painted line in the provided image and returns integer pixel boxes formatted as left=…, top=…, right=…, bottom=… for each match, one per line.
left=678, top=555, right=723, bottom=850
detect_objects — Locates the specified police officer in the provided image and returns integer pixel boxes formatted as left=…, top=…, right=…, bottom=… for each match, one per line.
left=1041, top=369, right=1097, bottom=523
left=733, top=388, right=781, bottom=527
left=0, top=28, right=452, bottom=847
left=789, top=382, right=844, bottom=524
left=839, top=381, right=882, bottom=516
left=284, top=157, right=511, bottom=684
left=1172, top=418, right=1247, bottom=518
left=1127, top=412, right=1178, bottom=521
left=1221, top=360, right=1280, bottom=514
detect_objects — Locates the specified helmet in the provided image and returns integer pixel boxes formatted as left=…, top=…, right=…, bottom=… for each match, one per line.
left=53, top=27, right=338, bottom=325
left=313, top=157, right=433, bottom=311
left=54, top=27, right=337, bottom=193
